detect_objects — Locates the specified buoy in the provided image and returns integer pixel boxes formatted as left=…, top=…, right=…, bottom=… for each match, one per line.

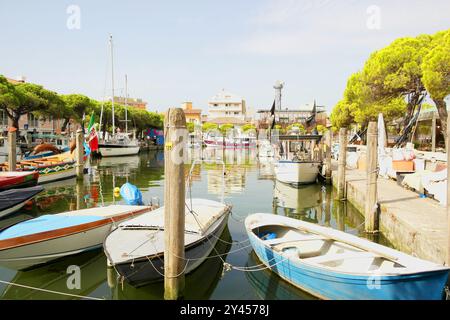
left=114, top=187, right=120, bottom=193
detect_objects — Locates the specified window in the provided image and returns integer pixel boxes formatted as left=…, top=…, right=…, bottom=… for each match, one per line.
left=0, top=110, right=7, bottom=126
left=28, top=113, right=39, bottom=128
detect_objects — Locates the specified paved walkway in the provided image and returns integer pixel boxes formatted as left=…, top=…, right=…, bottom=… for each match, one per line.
left=332, top=169, right=448, bottom=264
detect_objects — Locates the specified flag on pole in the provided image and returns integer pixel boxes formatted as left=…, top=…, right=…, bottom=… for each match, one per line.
left=270, top=100, right=276, bottom=130
left=87, top=112, right=99, bottom=152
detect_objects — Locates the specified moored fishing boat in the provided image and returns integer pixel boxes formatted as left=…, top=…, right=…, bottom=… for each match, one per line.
left=245, top=213, right=450, bottom=300
left=0, top=171, right=39, bottom=191
left=274, top=135, right=322, bottom=186
left=0, top=186, right=44, bottom=219
left=0, top=205, right=153, bottom=270
left=104, top=198, right=231, bottom=287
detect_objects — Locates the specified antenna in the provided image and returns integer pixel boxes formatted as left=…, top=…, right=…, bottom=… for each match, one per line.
left=273, top=81, right=285, bottom=111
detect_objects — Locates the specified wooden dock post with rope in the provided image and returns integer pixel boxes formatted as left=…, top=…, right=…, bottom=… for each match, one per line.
left=337, top=128, right=347, bottom=200
left=75, top=129, right=84, bottom=180
left=8, top=129, right=17, bottom=172
left=164, top=108, right=186, bottom=300
left=446, top=113, right=450, bottom=267
left=324, top=129, right=332, bottom=182
left=365, top=121, right=379, bottom=233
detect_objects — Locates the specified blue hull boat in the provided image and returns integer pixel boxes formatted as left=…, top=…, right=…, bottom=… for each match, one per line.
left=245, top=213, right=449, bottom=300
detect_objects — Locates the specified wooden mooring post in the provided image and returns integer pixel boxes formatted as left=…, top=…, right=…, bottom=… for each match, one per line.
left=164, top=108, right=186, bottom=300
left=365, top=122, right=379, bottom=233
left=325, top=130, right=332, bottom=182
left=75, top=129, right=84, bottom=179
left=446, top=113, right=450, bottom=266
left=8, top=129, right=17, bottom=172
left=337, top=128, right=347, bottom=200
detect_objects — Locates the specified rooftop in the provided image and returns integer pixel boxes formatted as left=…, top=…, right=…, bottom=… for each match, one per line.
left=209, top=89, right=242, bottom=104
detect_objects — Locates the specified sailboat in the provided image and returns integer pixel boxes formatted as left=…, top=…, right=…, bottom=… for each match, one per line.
left=98, top=35, right=140, bottom=157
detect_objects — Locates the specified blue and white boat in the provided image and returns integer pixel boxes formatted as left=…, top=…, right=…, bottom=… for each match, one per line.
left=245, top=213, right=450, bottom=300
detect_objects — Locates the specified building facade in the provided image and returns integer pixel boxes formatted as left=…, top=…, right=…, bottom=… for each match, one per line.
left=181, top=102, right=202, bottom=124
left=113, top=96, right=148, bottom=110
left=208, top=89, right=246, bottom=121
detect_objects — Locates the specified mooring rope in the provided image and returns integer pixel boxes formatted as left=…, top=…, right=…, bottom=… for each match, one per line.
left=0, top=279, right=104, bottom=300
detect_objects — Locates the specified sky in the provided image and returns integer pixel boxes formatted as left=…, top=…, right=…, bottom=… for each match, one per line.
left=0, top=0, right=449, bottom=114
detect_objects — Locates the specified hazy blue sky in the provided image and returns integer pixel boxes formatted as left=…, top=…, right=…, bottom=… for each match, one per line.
left=0, top=1, right=449, bottom=113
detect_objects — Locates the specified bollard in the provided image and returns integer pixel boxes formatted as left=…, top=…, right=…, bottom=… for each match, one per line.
left=365, top=122, right=379, bottom=233
left=164, top=108, right=186, bottom=300
left=446, top=113, right=450, bottom=266
left=325, top=130, right=332, bottom=181
left=75, top=129, right=84, bottom=179
left=8, top=129, right=17, bottom=172
left=337, top=128, right=347, bottom=200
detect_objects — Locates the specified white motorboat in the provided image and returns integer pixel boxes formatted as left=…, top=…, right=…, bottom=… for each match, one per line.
left=274, top=134, right=322, bottom=186
left=104, top=198, right=231, bottom=287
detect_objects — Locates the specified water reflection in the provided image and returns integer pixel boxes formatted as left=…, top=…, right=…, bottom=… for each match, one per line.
left=245, top=251, right=315, bottom=300
left=1, top=249, right=106, bottom=300
left=0, top=149, right=392, bottom=300
left=110, top=226, right=232, bottom=300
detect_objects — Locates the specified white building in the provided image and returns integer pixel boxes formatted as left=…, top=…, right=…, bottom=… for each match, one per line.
left=208, top=89, right=247, bottom=122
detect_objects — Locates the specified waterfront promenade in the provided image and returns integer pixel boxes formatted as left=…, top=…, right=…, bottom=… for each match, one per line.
left=332, top=169, right=448, bottom=265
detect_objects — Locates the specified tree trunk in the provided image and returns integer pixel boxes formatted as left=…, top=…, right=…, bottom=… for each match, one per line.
left=434, top=98, right=448, bottom=151
left=61, top=118, right=70, bottom=132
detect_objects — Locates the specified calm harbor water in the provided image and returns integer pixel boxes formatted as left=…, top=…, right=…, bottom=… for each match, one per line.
left=0, top=148, right=391, bottom=300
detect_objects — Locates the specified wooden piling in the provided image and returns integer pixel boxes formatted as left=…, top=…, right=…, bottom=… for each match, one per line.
left=337, top=128, right=347, bottom=200
left=446, top=113, right=450, bottom=266
left=7, top=129, right=16, bottom=172
left=75, top=129, right=84, bottom=179
left=432, top=112, right=437, bottom=153
left=164, top=108, right=186, bottom=300
left=325, top=130, right=332, bottom=181
left=365, top=122, right=379, bottom=233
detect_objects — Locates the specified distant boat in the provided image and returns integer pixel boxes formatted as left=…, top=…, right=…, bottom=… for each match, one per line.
left=245, top=213, right=450, bottom=300
left=274, top=135, right=322, bottom=186
left=104, top=198, right=231, bottom=287
left=0, top=186, right=44, bottom=219
left=98, top=36, right=140, bottom=157
left=0, top=171, right=39, bottom=191
left=0, top=205, right=153, bottom=270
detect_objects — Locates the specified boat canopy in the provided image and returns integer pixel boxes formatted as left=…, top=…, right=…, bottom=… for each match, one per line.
left=277, top=135, right=323, bottom=142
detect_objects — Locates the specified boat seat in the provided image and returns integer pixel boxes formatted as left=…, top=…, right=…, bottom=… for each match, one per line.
left=265, top=234, right=327, bottom=246
left=303, top=251, right=376, bottom=264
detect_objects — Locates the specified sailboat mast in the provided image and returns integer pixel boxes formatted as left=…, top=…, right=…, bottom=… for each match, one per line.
left=110, top=34, right=115, bottom=137
left=125, top=74, right=128, bottom=134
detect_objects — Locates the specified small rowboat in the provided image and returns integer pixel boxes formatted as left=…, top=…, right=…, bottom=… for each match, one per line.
left=0, top=205, right=153, bottom=270
left=0, top=186, right=44, bottom=219
left=245, top=213, right=450, bottom=300
left=0, top=171, right=39, bottom=191
left=104, top=198, right=231, bottom=287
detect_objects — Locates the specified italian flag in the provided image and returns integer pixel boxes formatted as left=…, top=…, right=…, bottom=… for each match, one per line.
left=87, top=112, right=99, bottom=152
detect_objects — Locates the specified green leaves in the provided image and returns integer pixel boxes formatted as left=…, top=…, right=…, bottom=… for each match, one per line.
left=331, top=28, right=449, bottom=131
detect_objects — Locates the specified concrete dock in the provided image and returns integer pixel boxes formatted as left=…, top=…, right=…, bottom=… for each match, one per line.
left=332, top=169, right=448, bottom=265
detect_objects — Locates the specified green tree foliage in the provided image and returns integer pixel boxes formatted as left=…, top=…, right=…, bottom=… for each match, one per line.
left=57, top=94, right=93, bottom=131
left=241, top=124, right=256, bottom=132
left=286, top=123, right=305, bottom=133
left=422, top=29, right=450, bottom=141
left=202, top=122, right=218, bottom=132
left=186, top=122, right=195, bottom=133
left=331, top=29, right=450, bottom=144
left=219, top=124, right=234, bottom=135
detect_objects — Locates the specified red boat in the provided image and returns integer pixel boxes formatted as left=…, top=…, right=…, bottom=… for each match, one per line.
left=0, top=171, right=39, bottom=191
